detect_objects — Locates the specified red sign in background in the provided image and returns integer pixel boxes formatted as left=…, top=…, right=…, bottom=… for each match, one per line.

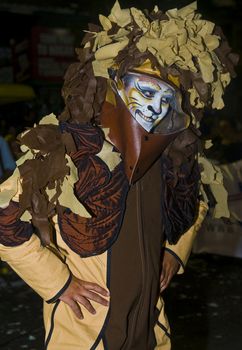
left=30, top=26, right=75, bottom=81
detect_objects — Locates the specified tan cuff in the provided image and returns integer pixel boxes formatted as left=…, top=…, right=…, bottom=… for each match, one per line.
left=0, top=234, right=71, bottom=301
left=164, top=201, right=208, bottom=274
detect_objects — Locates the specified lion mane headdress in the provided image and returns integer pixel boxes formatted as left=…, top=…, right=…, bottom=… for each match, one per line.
left=60, top=1, right=238, bottom=126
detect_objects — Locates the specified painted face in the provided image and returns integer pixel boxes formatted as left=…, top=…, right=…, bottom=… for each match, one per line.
left=117, top=72, right=175, bottom=132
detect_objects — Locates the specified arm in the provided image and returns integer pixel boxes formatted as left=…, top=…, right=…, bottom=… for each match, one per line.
left=0, top=185, right=72, bottom=302
left=0, top=234, right=72, bottom=302
left=0, top=171, right=109, bottom=317
left=160, top=201, right=208, bottom=292
left=0, top=205, right=109, bottom=318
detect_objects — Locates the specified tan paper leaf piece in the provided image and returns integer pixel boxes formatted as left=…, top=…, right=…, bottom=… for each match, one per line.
left=95, top=39, right=129, bottom=60
left=198, top=155, right=229, bottom=218
left=97, top=140, right=121, bottom=171
left=58, top=155, right=91, bottom=218
left=99, top=14, right=112, bottom=31
left=0, top=168, right=21, bottom=208
left=39, top=113, right=59, bottom=125
left=177, top=1, right=197, bottom=19
left=188, top=88, right=205, bottom=108
left=130, top=7, right=150, bottom=33
left=204, top=34, right=220, bottom=51
left=153, top=5, right=159, bottom=13
left=108, top=0, right=131, bottom=28
left=212, top=80, right=225, bottom=109
left=92, top=58, right=114, bottom=78
left=221, top=72, right=231, bottom=88
left=197, top=52, right=214, bottom=83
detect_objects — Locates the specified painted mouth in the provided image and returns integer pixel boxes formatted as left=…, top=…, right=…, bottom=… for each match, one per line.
left=136, top=110, right=156, bottom=123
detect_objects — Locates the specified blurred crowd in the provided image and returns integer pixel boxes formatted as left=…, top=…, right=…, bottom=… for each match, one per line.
left=0, top=102, right=37, bottom=183
left=0, top=134, right=16, bottom=183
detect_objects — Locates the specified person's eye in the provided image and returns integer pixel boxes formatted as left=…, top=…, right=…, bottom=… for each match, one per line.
left=161, top=96, right=172, bottom=104
left=144, top=90, right=155, bottom=98
left=139, top=89, right=155, bottom=98
left=136, top=82, right=156, bottom=99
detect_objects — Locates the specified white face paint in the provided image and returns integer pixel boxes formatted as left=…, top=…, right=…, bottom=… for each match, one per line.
left=117, top=72, right=175, bottom=132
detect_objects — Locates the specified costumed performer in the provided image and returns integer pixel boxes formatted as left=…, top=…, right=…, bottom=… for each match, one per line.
left=0, top=1, right=238, bottom=349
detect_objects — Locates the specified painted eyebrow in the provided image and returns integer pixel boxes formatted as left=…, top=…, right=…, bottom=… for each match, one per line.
left=162, top=90, right=174, bottom=97
left=136, top=80, right=161, bottom=91
left=163, top=88, right=173, bottom=94
left=136, top=80, right=174, bottom=95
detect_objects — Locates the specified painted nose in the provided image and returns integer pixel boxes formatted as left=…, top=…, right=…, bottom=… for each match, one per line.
left=147, top=103, right=162, bottom=115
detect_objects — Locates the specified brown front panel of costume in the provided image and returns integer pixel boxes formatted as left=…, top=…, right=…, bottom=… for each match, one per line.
left=105, top=159, right=164, bottom=349
left=100, top=100, right=177, bottom=184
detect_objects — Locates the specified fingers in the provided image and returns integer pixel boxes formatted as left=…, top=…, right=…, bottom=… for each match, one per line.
left=59, top=277, right=110, bottom=320
left=75, top=283, right=109, bottom=314
left=160, top=273, right=171, bottom=293
left=67, top=300, right=84, bottom=320
left=160, top=250, right=181, bottom=293
left=82, top=289, right=109, bottom=307
left=160, top=265, right=174, bottom=292
left=83, top=281, right=110, bottom=297
left=75, top=295, right=96, bottom=315
left=160, top=269, right=168, bottom=292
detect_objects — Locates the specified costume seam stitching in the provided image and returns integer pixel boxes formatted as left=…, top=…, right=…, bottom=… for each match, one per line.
left=44, top=300, right=60, bottom=349
left=164, top=247, right=185, bottom=270
left=90, top=249, right=111, bottom=350
left=46, top=272, right=72, bottom=304
left=156, top=320, right=171, bottom=338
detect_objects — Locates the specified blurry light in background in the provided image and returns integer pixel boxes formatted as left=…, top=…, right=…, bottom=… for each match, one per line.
left=212, top=0, right=236, bottom=7
left=0, top=84, right=36, bottom=105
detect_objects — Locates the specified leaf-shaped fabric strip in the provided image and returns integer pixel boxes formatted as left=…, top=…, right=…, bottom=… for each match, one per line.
left=99, top=15, right=112, bottom=31
left=108, top=0, right=131, bottom=28
left=130, top=7, right=150, bottom=33
left=95, top=39, right=129, bottom=60
left=197, top=52, right=214, bottom=83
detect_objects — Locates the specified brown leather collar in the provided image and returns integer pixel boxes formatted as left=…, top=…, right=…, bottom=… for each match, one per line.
left=99, top=97, right=179, bottom=184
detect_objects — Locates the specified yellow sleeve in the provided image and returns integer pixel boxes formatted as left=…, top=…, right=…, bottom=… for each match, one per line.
left=0, top=234, right=71, bottom=302
left=164, top=201, right=208, bottom=274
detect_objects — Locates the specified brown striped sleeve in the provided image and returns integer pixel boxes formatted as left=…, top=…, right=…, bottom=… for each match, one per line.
left=0, top=201, right=33, bottom=246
